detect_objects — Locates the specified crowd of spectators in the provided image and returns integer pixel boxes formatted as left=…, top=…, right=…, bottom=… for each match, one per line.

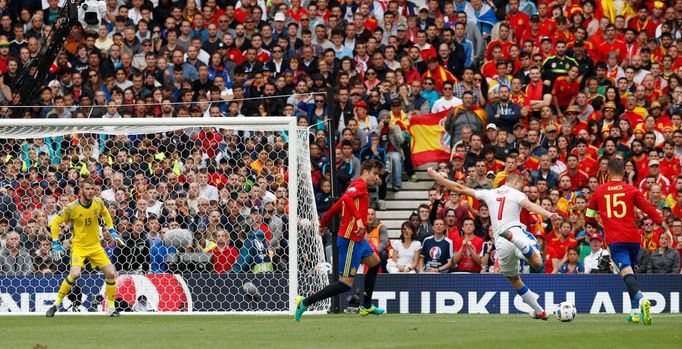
left=0, top=0, right=681, bottom=276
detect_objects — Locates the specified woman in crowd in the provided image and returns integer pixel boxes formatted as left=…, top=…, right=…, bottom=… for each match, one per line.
left=387, top=222, right=421, bottom=273
left=647, top=232, right=681, bottom=274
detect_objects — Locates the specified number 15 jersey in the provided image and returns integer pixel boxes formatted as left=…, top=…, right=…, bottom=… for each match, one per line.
left=586, top=180, right=662, bottom=245
left=475, top=185, right=528, bottom=236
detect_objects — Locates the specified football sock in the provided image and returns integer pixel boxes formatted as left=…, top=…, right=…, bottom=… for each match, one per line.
left=623, top=274, right=643, bottom=310
left=363, top=264, right=380, bottom=308
left=302, top=281, right=351, bottom=308
left=105, top=278, right=116, bottom=308
left=55, top=276, right=76, bottom=306
left=516, top=285, right=544, bottom=314
left=506, top=231, right=534, bottom=258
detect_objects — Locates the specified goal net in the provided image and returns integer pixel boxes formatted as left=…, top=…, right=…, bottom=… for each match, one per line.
left=0, top=118, right=329, bottom=315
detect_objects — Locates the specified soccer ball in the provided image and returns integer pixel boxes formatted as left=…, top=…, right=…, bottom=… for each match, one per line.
left=555, top=302, right=577, bottom=322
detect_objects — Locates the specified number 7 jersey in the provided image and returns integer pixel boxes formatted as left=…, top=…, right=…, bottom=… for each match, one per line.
left=474, top=185, right=528, bottom=236
left=586, top=180, right=662, bottom=244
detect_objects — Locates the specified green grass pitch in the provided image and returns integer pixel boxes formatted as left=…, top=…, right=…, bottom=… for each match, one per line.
left=2, top=314, right=680, bottom=349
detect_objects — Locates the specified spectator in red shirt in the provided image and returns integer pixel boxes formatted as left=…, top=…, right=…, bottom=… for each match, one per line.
left=561, top=154, right=589, bottom=191
left=627, top=5, right=657, bottom=39
left=485, top=23, right=514, bottom=61
left=660, top=141, right=681, bottom=182
left=506, top=0, right=529, bottom=43
left=452, top=217, right=484, bottom=273
left=549, top=221, right=578, bottom=262
left=287, top=0, right=308, bottom=22
left=212, top=230, right=239, bottom=273
left=597, top=24, right=627, bottom=63
left=552, top=65, right=581, bottom=116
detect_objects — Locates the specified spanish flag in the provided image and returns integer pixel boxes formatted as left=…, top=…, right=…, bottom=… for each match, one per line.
left=408, top=108, right=453, bottom=167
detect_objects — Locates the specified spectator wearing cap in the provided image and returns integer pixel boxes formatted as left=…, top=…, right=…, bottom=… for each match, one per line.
left=520, top=14, right=542, bottom=47
left=540, top=124, right=560, bottom=149
left=552, top=16, right=574, bottom=43
left=422, top=57, right=457, bottom=94
left=0, top=36, right=10, bottom=73
left=640, top=159, right=671, bottom=193
left=582, top=233, right=610, bottom=273
left=484, top=85, right=521, bottom=133
left=354, top=100, right=378, bottom=132
left=569, top=38, right=595, bottom=78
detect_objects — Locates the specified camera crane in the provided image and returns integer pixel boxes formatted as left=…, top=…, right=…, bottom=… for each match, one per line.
left=9, top=0, right=83, bottom=117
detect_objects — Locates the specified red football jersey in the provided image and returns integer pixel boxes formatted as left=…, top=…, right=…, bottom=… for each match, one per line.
left=453, top=235, right=484, bottom=272
left=319, top=177, right=369, bottom=242
left=587, top=181, right=663, bottom=244
left=552, top=76, right=580, bottom=108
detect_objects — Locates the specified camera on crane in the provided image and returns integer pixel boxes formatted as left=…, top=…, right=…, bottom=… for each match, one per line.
left=78, top=0, right=107, bottom=31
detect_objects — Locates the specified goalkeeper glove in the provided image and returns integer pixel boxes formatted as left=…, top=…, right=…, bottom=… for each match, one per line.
left=109, top=228, right=125, bottom=247
left=51, top=240, right=65, bottom=260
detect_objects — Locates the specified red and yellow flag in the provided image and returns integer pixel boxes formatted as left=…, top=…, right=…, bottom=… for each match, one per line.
left=408, top=108, right=453, bottom=167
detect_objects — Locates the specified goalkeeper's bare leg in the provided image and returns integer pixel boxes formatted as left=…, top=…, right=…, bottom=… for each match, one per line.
left=47, top=266, right=82, bottom=317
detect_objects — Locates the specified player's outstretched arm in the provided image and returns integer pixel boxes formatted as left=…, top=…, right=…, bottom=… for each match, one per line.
left=520, top=198, right=560, bottom=220
left=427, top=168, right=475, bottom=197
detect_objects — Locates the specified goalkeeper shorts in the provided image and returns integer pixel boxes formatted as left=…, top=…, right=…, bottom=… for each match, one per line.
left=71, top=247, right=113, bottom=270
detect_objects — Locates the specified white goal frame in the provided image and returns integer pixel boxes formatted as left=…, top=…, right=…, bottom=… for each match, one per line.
left=0, top=117, right=327, bottom=316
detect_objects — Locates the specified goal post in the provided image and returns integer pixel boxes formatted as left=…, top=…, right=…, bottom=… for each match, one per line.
left=0, top=117, right=329, bottom=315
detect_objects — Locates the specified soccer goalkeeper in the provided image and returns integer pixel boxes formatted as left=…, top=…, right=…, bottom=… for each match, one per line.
left=46, top=178, right=124, bottom=317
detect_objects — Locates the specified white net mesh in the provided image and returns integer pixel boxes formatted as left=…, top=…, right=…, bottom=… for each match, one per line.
left=0, top=119, right=328, bottom=314
left=295, top=128, right=330, bottom=313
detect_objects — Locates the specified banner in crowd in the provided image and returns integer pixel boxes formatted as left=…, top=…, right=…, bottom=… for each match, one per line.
left=408, top=108, right=453, bottom=167
left=1, top=274, right=680, bottom=314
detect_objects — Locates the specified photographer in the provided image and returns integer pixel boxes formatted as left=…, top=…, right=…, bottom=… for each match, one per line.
left=583, top=234, right=613, bottom=274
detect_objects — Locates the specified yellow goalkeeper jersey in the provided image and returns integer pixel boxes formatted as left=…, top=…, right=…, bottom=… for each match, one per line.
left=51, top=197, right=114, bottom=251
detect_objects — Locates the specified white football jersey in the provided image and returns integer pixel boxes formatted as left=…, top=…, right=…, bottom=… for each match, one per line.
left=474, top=185, right=528, bottom=236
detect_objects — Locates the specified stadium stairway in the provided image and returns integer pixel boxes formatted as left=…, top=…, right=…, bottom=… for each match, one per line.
left=375, top=167, right=434, bottom=239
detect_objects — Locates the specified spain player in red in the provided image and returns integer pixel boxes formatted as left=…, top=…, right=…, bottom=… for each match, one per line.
left=295, top=160, right=384, bottom=320
left=586, top=158, right=666, bottom=326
